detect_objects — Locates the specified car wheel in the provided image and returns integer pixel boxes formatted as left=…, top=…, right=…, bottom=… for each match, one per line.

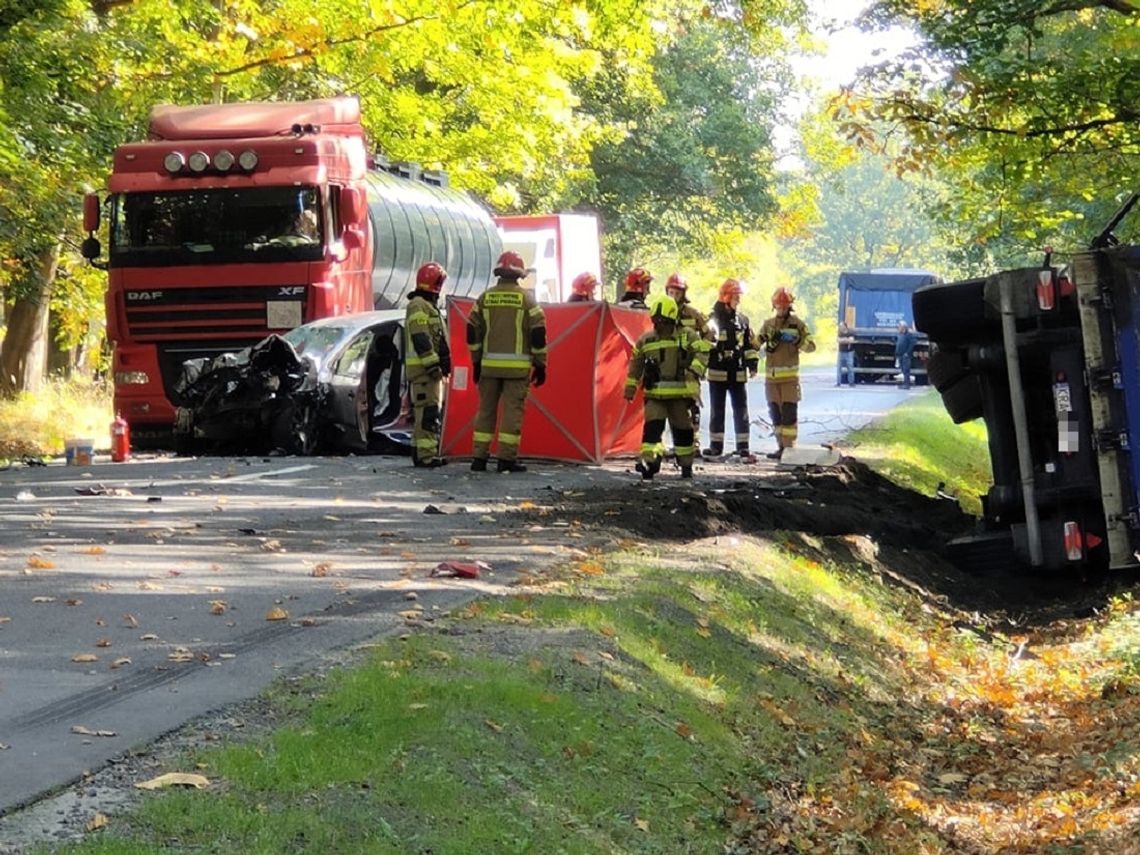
left=913, top=278, right=991, bottom=346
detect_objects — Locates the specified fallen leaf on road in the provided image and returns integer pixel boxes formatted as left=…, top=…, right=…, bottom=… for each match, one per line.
left=32, top=596, right=56, bottom=604
left=209, top=601, right=227, bottom=615
left=110, top=657, right=131, bottom=669
left=265, top=607, right=289, bottom=621
left=0, top=742, right=9, bottom=750
left=71, top=726, right=116, bottom=737
left=122, top=614, right=138, bottom=628
left=85, top=813, right=108, bottom=832
left=135, top=772, right=210, bottom=790
left=259, top=539, right=285, bottom=553
left=0, top=616, right=10, bottom=624
left=168, top=647, right=194, bottom=662
left=96, top=638, right=111, bottom=648
left=26, top=556, right=55, bottom=569
left=311, top=562, right=332, bottom=577
left=398, top=610, right=422, bottom=621
left=82, top=546, right=106, bottom=556
left=139, top=633, right=159, bottom=641
left=66, top=599, right=83, bottom=607
left=71, top=653, right=98, bottom=663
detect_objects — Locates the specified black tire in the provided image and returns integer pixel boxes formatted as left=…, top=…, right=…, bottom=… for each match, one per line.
left=913, top=278, right=992, bottom=345
left=939, top=375, right=984, bottom=424
left=946, top=531, right=1018, bottom=575
left=926, top=348, right=971, bottom=392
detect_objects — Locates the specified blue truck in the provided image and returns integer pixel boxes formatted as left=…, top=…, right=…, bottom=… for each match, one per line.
left=914, top=195, right=1140, bottom=574
left=837, top=269, right=941, bottom=384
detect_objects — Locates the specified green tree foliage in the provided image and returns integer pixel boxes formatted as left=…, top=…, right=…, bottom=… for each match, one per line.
left=581, top=19, right=786, bottom=277
left=840, top=0, right=1140, bottom=265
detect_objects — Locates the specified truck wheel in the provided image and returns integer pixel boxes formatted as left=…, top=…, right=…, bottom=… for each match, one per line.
left=946, top=531, right=1018, bottom=574
left=926, top=348, right=972, bottom=392
left=939, top=375, right=984, bottom=424
left=913, top=278, right=991, bottom=345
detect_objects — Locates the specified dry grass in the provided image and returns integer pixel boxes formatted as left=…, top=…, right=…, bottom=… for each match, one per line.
left=0, top=378, right=113, bottom=459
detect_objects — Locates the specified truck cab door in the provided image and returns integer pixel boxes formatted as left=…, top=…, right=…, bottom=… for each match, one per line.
left=328, top=331, right=374, bottom=446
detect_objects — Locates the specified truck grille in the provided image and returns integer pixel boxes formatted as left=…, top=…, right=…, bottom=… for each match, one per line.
left=123, top=285, right=307, bottom=340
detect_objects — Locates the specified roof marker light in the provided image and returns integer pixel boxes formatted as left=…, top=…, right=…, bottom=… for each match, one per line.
left=187, top=151, right=210, bottom=173
left=213, top=149, right=235, bottom=171
left=163, top=152, right=186, bottom=173
left=238, top=149, right=258, bottom=171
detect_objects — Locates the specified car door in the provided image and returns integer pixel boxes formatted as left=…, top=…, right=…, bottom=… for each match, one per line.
left=327, top=330, right=374, bottom=446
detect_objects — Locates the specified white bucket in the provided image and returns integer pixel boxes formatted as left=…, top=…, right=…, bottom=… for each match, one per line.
left=64, top=439, right=95, bottom=466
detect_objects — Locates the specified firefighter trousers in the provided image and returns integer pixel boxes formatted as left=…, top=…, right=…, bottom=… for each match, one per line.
left=642, top=399, right=695, bottom=468
left=472, top=376, right=529, bottom=462
left=410, top=377, right=443, bottom=464
left=707, top=380, right=750, bottom=453
left=766, top=379, right=800, bottom=449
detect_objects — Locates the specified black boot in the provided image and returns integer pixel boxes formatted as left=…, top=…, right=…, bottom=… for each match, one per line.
left=470, top=458, right=488, bottom=472
left=414, top=458, right=447, bottom=468
left=765, top=448, right=783, bottom=461
left=635, top=461, right=654, bottom=481
left=680, top=465, right=693, bottom=479
left=497, top=459, right=528, bottom=473
left=701, top=445, right=722, bottom=459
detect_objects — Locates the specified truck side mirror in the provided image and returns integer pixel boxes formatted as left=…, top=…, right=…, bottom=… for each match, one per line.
left=340, top=187, right=364, bottom=225
left=83, top=192, right=101, bottom=233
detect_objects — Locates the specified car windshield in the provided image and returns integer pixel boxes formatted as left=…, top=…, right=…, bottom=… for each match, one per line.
left=280, top=324, right=350, bottom=360
left=109, top=186, right=324, bottom=267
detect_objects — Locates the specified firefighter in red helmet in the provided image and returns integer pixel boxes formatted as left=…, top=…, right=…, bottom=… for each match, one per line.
left=664, top=271, right=713, bottom=441
left=704, top=278, right=760, bottom=461
left=568, top=271, right=599, bottom=303
left=466, top=250, right=547, bottom=473
left=758, top=286, right=815, bottom=460
left=617, top=267, right=652, bottom=309
left=404, top=261, right=451, bottom=467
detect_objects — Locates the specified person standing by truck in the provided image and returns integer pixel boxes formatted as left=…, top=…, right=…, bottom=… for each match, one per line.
left=404, top=262, right=451, bottom=468
left=704, top=279, right=760, bottom=461
left=836, top=321, right=855, bottom=386
left=567, top=272, right=600, bottom=303
left=758, top=286, right=816, bottom=461
left=665, top=272, right=713, bottom=434
left=895, top=320, right=917, bottom=389
left=466, top=250, right=548, bottom=473
left=617, top=268, right=652, bottom=309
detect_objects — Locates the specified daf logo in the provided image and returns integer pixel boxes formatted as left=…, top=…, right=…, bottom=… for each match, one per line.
left=126, top=291, right=163, bottom=301
left=277, top=286, right=305, bottom=297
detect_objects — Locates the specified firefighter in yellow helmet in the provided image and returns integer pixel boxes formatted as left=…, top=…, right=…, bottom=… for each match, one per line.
left=404, top=262, right=451, bottom=467
left=623, top=294, right=708, bottom=480
left=757, top=286, right=815, bottom=460
left=466, top=250, right=548, bottom=473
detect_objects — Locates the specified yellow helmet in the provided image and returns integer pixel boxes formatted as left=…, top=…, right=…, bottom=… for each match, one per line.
left=648, top=294, right=679, bottom=323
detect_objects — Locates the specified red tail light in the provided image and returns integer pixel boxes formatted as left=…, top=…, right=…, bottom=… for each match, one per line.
left=1063, top=521, right=1083, bottom=561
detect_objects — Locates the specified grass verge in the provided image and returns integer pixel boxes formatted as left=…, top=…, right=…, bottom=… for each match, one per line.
left=0, top=378, right=112, bottom=460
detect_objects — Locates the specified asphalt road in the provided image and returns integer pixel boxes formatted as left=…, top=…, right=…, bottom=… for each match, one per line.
left=0, top=367, right=919, bottom=819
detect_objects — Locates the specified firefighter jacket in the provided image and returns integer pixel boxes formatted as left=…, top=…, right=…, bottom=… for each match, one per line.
left=758, top=313, right=816, bottom=382
left=679, top=302, right=713, bottom=342
left=404, top=292, right=449, bottom=383
left=467, top=278, right=547, bottom=379
left=707, top=301, right=759, bottom=383
left=624, top=326, right=708, bottom=401
left=616, top=292, right=648, bottom=310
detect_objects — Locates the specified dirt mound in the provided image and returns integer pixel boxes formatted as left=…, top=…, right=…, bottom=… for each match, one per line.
left=524, top=458, right=1136, bottom=621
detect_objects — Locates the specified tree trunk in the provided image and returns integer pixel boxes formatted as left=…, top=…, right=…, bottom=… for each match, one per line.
left=0, top=244, right=60, bottom=397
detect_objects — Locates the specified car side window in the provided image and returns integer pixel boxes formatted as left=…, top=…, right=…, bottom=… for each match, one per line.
left=333, top=332, right=374, bottom=380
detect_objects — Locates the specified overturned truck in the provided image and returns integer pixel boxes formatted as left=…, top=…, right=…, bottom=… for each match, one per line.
left=915, top=196, right=1140, bottom=574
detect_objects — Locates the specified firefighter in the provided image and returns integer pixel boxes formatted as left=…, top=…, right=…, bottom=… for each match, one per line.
left=466, top=250, right=548, bottom=473
left=758, top=286, right=816, bottom=460
left=404, top=262, right=451, bottom=468
left=616, top=267, right=652, bottom=309
left=623, top=294, right=708, bottom=480
left=567, top=271, right=600, bottom=303
left=664, top=271, right=713, bottom=444
left=704, top=279, right=760, bottom=461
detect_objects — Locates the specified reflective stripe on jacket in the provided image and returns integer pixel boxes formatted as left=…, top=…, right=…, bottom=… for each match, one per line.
left=467, top=279, right=547, bottom=379
left=758, top=314, right=815, bottom=382
left=404, top=294, right=446, bottom=382
left=706, top=302, right=759, bottom=383
left=625, top=327, right=708, bottom=400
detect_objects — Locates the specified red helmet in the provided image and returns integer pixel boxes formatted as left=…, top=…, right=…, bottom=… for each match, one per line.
left=772, top=286, right=794, bottom=308
left=718, top=278, right=744, bottom=302
left=571, top=271, right=599, bottom=298
left=415, top=262, right=447, bottom=293
left=624, top=267, right=653, bottom=294
left=494, top=250, right=527, bottom=278
left=665, top=272, right=687, bottom=293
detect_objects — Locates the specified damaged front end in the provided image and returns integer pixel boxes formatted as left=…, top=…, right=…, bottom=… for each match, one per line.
left=172, top=335, right=321, bottom=455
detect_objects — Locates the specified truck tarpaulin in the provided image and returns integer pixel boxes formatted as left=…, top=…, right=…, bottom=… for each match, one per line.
left=440, top=298, right=651, bottom=463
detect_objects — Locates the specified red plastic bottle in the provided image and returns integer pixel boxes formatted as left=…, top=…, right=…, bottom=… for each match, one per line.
left=110, top=412, right=131, bottom=463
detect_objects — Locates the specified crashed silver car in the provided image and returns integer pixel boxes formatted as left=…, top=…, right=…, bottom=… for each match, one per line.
left=172, top=310, right=411, bottom=455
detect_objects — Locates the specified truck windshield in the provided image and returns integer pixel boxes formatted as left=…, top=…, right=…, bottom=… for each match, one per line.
left=109, top=186, right=324, bottom=267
